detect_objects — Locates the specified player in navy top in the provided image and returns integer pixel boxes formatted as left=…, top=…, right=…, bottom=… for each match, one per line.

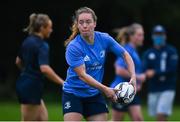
left=63, top=7, right=136, bottom=121
left=143, top=25, right=178, bottom=121
left=110, top=23, right=145, bottom=121
left=15, top=13, right=64, bottom=121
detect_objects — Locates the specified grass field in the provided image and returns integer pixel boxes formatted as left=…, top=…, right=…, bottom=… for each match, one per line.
left=0, top=101, right=179, bottom=121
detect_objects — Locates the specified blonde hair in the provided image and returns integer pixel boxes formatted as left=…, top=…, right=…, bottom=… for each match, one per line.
left=64, top=7, right=97, bottom=46
left=117, top=23, right=143, bottom=45
left=23, top=13, right=50, bottom=35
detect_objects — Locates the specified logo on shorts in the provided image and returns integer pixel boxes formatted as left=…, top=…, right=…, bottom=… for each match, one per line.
left=64, top=101, right=71, bottom=109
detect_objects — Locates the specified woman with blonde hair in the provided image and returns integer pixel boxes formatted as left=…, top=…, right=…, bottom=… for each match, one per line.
left=16, top=13, right=64, bottom=121
left=111, top=23, right=145, bottom=121
left=62, top=7, right=136, bottom=121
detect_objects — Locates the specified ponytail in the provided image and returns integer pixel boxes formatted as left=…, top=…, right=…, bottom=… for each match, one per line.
left=116, top=23, right=143, bottom=45
left=64, top=21, right=79, bottom=46
left=23, top=13, right=37, bottom=34
left=116, top=27, right=129, bottom=45
left=23, top=13, right=50, bottom=35
left=64, top=7, right=97, bottom=47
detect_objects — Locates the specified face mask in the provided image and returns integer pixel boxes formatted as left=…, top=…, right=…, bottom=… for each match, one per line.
left=152, top=35, right=166, bottom=46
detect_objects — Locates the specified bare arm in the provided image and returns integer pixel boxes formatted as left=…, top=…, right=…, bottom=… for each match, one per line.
left=15, top=56, right=23, bottom=70
left=74, top=64, right=118, bottom=102
left=123, top=51, right=136, bottom=88
left=74, top=64, right=106, bottom=91
left=40, top=65, right=64, bottom=85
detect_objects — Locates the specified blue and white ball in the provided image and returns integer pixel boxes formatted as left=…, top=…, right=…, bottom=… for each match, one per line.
left=115, top=82, right=135, bottom=104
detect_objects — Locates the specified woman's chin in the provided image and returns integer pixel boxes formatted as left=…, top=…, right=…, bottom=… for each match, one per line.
left=82, top=33, right=90, bottom=37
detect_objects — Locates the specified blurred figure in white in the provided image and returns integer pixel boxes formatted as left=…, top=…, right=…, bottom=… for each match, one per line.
left=143, top=25, right=179, bottom=121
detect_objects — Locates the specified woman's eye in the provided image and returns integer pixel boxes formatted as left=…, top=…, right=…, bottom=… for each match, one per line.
left=86, top=20, right=92, bottom=24
left=79, top=21, right=84, bottom=25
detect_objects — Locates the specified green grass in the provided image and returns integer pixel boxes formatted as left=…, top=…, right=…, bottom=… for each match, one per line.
left=0, top=101, right=179, bottom=121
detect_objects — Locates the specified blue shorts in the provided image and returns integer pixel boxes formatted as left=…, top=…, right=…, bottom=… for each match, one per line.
left=16, top=76, right=43, bottom=105
left=62, top=91, right=109, bottom=118
left=112, top=94, right=141, bottom=112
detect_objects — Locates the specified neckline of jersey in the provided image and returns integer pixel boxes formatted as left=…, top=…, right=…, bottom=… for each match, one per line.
left=80, top=33, right=96, bottom=47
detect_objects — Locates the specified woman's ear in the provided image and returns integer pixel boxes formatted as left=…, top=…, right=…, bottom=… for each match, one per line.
left=39, top=26, right=44, bottom=33
left=94, top=22, right=97, bottom=28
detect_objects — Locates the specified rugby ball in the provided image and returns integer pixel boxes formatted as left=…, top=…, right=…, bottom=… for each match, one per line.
left=114, top=82, right=135, bottom=104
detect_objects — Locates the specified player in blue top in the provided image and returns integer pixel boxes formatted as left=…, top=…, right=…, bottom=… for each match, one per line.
left=63, top=7, right=136, bottom=121
left=143, top=25, right=178, bottom=121
left=15, top=13, right=64, bottom=121
left=110, top=23, right=146, bottom=121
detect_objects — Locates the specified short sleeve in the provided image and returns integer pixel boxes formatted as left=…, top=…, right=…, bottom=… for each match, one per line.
left=104, top=34, right=125, bottom=56
left=65, top=44, right=84, bottom=68
left=38, top=43, right=49, bottom=66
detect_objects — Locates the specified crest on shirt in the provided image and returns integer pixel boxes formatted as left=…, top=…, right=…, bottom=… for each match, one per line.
left=148, top=53, right=156, bottom=60
left=100, top=50, right=105, bottom=58
left=84, top=55, right=90, bottom=61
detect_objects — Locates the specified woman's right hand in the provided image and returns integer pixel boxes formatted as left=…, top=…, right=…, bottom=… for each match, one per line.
left=145, top=69, right=155, bottom=78
left=103, top=86, right=118, bottom=102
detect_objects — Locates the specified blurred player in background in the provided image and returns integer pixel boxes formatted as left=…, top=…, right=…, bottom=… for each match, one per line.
left=15, top=13, right=64, bottom=121
left=63, top=7, right=136, bottom=121
left=143, top=25, right=179, bottom=121
left=110, top=23, right=145, bottom=121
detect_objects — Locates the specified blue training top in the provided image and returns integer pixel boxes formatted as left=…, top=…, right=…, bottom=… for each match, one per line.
left=110, top=43, right=143, bottom=88
left=143, top=45, right=178, bottom=92
left=18, top=35, right=49, bottom=81
left=64, top=31, right=125, bottom=97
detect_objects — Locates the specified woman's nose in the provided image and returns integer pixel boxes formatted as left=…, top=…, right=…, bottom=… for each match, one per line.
left=83, top=23, right=87, bottom=28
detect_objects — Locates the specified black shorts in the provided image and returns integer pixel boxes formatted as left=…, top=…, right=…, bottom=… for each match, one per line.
left=16, top=76, right=43, bottom=105
left=112, top=94, right=141, bottom=112
left=62, top=91, right=109, bottom=118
